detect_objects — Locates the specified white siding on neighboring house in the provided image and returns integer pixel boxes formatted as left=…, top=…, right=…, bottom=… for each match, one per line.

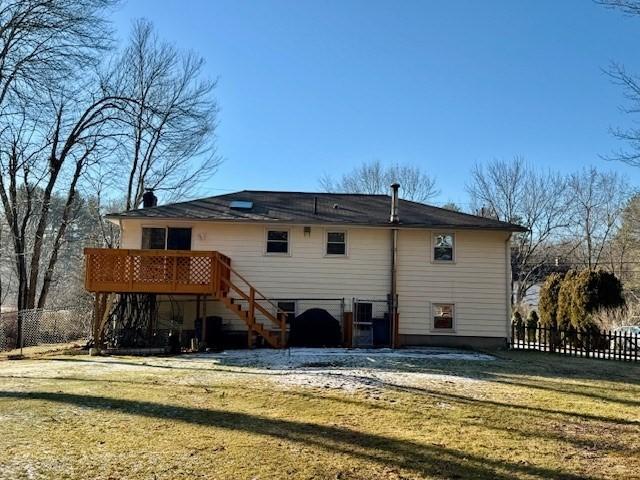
left=396, top=229, right=510, bottom=338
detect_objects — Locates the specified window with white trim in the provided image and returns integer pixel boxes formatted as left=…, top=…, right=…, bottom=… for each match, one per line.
left=266, top=229, right=289, bottom=254
left=277, top=301, right=296, bottom=324
left=433, top=233, right=454, bottom=261
left=142, top=227, right=166, bottom=250
left=141, top=227, right=192, bottom=250
left=433, top=303, right=454, bottom=330
left=326, top=231, right=346, bottom=255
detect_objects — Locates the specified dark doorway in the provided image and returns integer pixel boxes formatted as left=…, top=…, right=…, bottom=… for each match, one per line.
left=167, top=228, right=192, bottom=250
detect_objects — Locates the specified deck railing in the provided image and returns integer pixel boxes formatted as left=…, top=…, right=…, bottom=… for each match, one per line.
left=84, top=248, right=230, bottom=295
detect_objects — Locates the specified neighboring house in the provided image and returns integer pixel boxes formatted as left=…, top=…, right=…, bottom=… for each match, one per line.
left=85, top=186, right=525, bottom=349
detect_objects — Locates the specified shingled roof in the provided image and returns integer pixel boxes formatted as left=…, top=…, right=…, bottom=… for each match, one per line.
left=106, top=190, right=526, bottom=231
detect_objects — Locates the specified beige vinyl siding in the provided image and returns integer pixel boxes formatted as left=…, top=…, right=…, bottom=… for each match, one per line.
left=119, top=219, right=510, bottom=338
left=396, top=229, right=509, bottom=338
left=121, top=220, right=390, bottom=330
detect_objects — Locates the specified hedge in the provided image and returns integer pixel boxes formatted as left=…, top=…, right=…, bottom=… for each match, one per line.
left=538, top=269, right=624, bottom=330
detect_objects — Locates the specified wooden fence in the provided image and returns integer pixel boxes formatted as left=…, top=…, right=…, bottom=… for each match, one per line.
left=510, top=323, right=639, bottom=362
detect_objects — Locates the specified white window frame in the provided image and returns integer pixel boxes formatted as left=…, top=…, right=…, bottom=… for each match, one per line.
left=324, top=229, right=348, bottom=257
left=141, top=226, right=167, bottom=250
left=264, top=227, right=291, bottom=256
left=275, top=300, right=297, bottom=323
left=431, top=303, right=456, bottom=332
left=431, top=232, right=456, bottom=263
left=141, top=225, right=193, bottom=250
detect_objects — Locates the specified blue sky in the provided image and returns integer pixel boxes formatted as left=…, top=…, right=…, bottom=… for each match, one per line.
left=112, top=0, right=640, bottom=207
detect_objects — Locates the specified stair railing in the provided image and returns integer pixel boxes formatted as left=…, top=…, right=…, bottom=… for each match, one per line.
left=213, top=253, right=288, bottom=336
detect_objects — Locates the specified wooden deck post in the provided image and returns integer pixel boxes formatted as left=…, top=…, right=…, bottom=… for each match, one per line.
left=279, top=312, right=286, bottom=348
left=93, top=293, right=101, bottom=346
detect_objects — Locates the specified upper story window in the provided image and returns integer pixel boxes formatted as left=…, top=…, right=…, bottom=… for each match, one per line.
left=433, top=303, right=454, bottom=330
left=326, top=231, right=347, bottom=256
left=266, top=229, right=289, bottom=254
left=142, top=227, right=166, bottom=250
left=433, top=233, right=455, bottom=262
left=142, top=227, right=192, bottom=250
left=167, top=228, right=192, bottom=250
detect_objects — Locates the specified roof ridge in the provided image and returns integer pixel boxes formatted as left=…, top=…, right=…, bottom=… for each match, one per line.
left=105, top=190, right=526, bottom=231
left=397, top=196, right=516, bottom=226
left=237, top=189, right=390, bottom=197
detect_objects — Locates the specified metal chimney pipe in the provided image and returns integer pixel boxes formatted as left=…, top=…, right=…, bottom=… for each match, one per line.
left=390, top=183, right=400, bottom=223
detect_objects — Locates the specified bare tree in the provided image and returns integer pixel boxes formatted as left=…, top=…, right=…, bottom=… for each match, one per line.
left=606, top=194, right=640, bottom=285
left=0, top=0, right=137, bottom=318
left=0, top=0, right=116, bottom=115
left=597, top=1, right=640, bottom=165
left=320, top=160, right=439, bottom=202
left=441, top=202, right=462, bottom=212
left=467, top=156, right=569, bottom=306
left=598, top=0, right=640, bottom=15
left=104, top=19, right=220, bottom=210
left=0, top=87, right=134, bottom=312
left=565, top=167, right=630, bottom=270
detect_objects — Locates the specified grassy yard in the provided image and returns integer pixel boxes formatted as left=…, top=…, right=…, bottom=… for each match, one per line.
left=0, top=349, right=639, bottom=480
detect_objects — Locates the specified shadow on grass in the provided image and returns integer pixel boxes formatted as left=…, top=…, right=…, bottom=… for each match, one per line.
left=326, top=373, right=640, bottom=427
left=0, top=389, right=596, bottom=480
left=491, top=377, right=640, bottom=408
left=44, top=357, right=291, bottom=376
left=286, top=390, right=635, bottom=453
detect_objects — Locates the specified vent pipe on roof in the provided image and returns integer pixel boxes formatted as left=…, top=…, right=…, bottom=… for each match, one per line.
left=390, top=183, right=400, bottom=223
left=314, top=196, right=318, bottom=215
left=142, top=189, right=157, bottom=208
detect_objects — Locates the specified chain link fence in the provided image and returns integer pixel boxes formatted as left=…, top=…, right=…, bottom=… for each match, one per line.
left=0, top=307, right=92, bottom=353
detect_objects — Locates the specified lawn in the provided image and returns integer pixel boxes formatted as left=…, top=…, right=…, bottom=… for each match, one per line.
left=0, top=348, right=639, bottom=480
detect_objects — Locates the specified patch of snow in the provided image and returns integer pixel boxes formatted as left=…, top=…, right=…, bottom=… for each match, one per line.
left=0, top=347, right=493, bottom=394
left=185, top=347, right=494, bottom=369
left=184, top=347, right=492, bottom=392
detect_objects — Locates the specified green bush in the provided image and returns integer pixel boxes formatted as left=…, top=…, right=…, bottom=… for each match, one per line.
left=568, top=269, right=625, bottom=329
left=556, top=270, right=577, bottom=329
left=512, top=311, right=524, bottom=340
left=526, top=310, right=539, bottom=341
left=539, top=273, right=564, bottom=327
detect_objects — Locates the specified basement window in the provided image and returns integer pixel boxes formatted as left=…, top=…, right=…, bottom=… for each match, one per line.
left=432, top=303, right=455, bottom=330
left=326, top=231, right=347, bottom=256
left=266, top=229, right=289, bottom=254
left=277, top=301, right=297, bottom=324
left=433, top=233, right=455, bottom=262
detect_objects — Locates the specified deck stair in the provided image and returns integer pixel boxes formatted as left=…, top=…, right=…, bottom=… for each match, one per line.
left=212, top=254, right=287, bottom=348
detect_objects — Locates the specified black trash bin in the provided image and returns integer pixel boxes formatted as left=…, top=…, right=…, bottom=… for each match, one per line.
left=195, top=316, right=222, bottom=350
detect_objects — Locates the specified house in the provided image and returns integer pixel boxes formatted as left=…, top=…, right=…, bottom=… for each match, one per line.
left=84, top=185, right=525, bottom=350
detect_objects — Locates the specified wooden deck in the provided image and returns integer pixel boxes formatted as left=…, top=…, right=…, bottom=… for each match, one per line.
left=84, top=248, right=287, bottom=348
left=84, top=248, right=231, bottom=295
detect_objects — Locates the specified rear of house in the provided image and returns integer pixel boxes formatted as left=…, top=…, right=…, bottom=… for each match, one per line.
left=86, top=188, right=523, bottom=349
